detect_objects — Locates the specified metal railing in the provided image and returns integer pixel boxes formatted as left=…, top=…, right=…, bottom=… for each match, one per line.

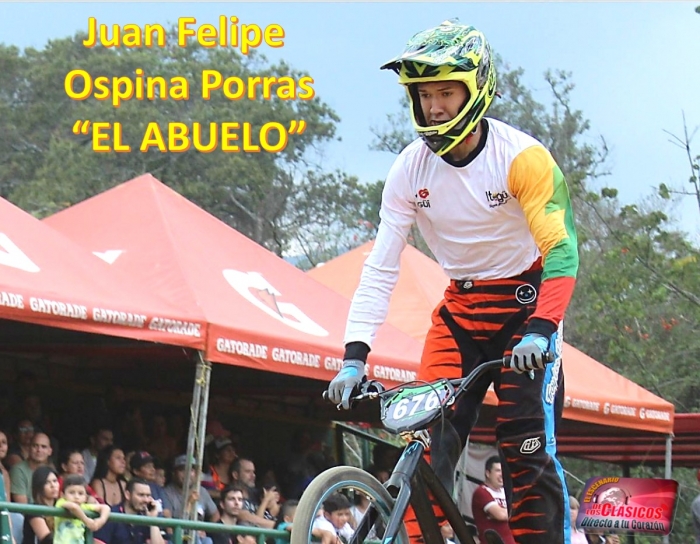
left=0, top=502, right=290, bottom=544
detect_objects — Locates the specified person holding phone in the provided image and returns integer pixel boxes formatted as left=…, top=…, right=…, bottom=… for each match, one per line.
left=93, top=477, right=166, bottom=544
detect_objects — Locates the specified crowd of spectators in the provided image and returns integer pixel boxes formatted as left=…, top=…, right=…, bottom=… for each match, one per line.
left=0, top=374, right=345, bottom=544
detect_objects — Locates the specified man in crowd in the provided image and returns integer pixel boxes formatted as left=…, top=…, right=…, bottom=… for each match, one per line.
left=163, top=454, right=219, bottom=522
left=10, top=432, right=52, bottom=503
left=209, top=485, right=246, bottom=544
left=130, top=451, right=171, bottom=519
left=94, top=477, right=166, bottom=544
left=471, top=456, right=515, bottom=544
left=231, top=458, right=276, bottom=529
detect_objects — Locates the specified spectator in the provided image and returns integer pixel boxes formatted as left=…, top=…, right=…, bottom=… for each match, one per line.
left=231, top=458, right=276, bottom=529
left=23, top=466, right=59, bottom=544
left=11, top=432, right=53, bottom=503
left=349, top=490, right=369, bottom=530
left=312, top=493, right=354, bottom=543
left=584, top=529, right=620, bottom=544
left=81, top=426, right=113, bottom=482
left=153, top=460, right=166, bottom=488
left=57, top=449, right=100, bottom=503
left=6, top=419, right=35, bottom=468
left=273, top=499, right=298, bottom=544
left=0, top=430, right=11, bottom=500
left=0, top=429, right=24, bottom=544
left=93, top=477, right=166, bottom=544
left=53, top=474, right=110, bottom=544
left=163, top=454, right=219, bottom=522
left=569, top=495, right=588, bottom=544
left=471, top=455, right=515, bottom=544
left=209, top=485, right=245, bottom=544
left=231, top=522, right=261, bottom=544
left=129, top=451, right=171, bottom=518
left=90, top=445, right=127, bottom=507
left=202, top=438, right=237, bottom=500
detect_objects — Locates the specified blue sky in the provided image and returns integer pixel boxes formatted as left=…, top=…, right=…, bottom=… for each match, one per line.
left=1, top=2, right=699, bottom=238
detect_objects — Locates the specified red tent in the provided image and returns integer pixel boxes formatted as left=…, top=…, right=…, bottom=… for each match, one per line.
left=0, top=196, right=204, bottom=348
left=44, top=175, right=422, bottom=387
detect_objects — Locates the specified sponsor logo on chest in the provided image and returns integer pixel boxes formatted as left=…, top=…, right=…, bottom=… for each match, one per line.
left=485, top=190, right=511, bottom=208
left=415, top=188, right=431, bottom=208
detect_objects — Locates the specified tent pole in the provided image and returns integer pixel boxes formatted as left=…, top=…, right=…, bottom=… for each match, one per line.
left=663, top=434, right=672, bottom=544
left=182, top=351, right=212, bottom=543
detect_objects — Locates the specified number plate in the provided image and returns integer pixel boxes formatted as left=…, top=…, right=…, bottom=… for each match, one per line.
left=380, top=381, right=455, bottom=434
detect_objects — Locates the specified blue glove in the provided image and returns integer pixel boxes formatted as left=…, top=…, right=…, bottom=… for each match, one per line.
left=510, top=333, right=550, bottom=374
left=326, top=359, right=365, bottom=410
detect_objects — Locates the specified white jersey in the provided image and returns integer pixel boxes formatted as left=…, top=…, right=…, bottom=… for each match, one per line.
left=345, top=118, right=577, bottom=348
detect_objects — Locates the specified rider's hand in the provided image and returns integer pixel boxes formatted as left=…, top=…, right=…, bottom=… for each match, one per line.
left=510, top=333, right=550, bottom=374
left=327, top=359, right=365, bottom=409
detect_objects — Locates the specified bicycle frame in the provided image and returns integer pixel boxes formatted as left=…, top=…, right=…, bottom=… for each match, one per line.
left=352, top=434, right=475, bottom=544
left=346, top=355, right=551, bottom=544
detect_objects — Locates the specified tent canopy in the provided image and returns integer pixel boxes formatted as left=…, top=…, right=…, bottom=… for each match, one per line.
left=45, top=175, right=423, bottom=388
left=307, top=240, right=689, bottom=467
left=0, top=196, right=204, bottom=348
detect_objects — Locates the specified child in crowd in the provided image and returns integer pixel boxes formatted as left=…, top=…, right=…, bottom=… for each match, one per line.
left=312, top=493, right=354, bottom=543
left=54, top=475, right=111, bottom=544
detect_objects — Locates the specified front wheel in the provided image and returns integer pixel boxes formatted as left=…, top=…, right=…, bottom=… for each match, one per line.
left=291, top=465, right=409, bottom=544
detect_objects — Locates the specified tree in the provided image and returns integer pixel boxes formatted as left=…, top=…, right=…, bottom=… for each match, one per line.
left=0, top=30, right=365, bottom=257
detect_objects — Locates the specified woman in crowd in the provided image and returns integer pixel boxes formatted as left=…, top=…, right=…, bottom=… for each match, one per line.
left=90, top=445, right=127, bottom=506
left=202, top=438, right=236, bottom=500
left=58, top=448, right=100, bottom=502
left=23, top=466, right=59, bottom=544
left=568, top=495, right=588, bottom=544
left=1, top=429, right=25, bottom=544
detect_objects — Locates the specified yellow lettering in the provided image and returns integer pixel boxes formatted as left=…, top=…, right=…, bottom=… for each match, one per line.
left=221, top=122, right=240, bottom=152
left=92, top=122, right=111, bottom=152
left=201, top=69, right=222, bottom=99
left=297, top=76, right=315, bottom=100
left=193, top=123, right=217, bottom=153
left=264, top=25, right=285, bottom=47
left=140, top=123, right=167, bottom=152
left=168, top=122, right=191, bottom=152
left=64, top=69, right=92, bottom=100
left=178, top=17, right=196, bottom=47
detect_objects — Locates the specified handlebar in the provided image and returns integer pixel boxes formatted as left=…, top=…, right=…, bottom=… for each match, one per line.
left=322, top=351, right=555, bottom=409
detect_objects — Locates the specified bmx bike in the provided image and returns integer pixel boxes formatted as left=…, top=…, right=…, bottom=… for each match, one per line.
left=290, top=356, right=546, bottom=544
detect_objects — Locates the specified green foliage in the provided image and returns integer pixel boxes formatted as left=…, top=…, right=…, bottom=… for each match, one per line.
left=0, top=30, right=367, bottom=256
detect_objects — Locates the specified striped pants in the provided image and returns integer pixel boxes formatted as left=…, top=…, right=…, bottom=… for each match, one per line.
left=403, top=264, right=571, bottom=544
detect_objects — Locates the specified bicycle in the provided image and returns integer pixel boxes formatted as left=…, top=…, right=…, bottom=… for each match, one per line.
left=290, top=356, right=547, bottom=544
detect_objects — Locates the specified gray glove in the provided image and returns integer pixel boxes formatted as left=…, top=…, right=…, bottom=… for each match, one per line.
left=326, top=359, right=365, bottom=410
left=510, top=333, right=550, bottom=374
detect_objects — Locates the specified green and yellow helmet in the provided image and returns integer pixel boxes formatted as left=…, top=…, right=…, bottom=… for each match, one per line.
left=381, top=20, right=497, bottom=156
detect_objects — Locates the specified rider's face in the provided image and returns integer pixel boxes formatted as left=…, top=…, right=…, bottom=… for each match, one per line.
left=416, top=81, right=467, bottom=126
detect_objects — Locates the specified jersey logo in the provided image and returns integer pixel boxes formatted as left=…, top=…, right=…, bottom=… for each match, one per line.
left=416, top=188, right=431, bottom=209
left=485, top=190, right=511, bottom=208
left=519, top=437, right=541, bottom=455
left=515, top=284, right=537, bottom=304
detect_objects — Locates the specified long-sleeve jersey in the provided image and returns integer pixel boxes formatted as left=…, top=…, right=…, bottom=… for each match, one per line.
left=344, top=117, right=579, bottom=351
